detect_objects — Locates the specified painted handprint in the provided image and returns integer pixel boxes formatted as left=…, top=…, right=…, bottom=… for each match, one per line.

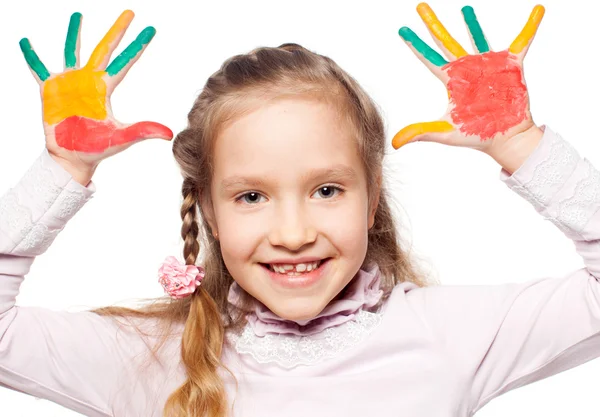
left=20, top=11, right=173, bottom=165
left=393, top=3, right=544, bottom=150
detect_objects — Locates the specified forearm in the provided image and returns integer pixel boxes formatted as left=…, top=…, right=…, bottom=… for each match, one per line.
left=0, top=147, right=94, bottom=333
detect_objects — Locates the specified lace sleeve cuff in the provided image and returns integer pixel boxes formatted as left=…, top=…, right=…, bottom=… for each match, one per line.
left=0, top=149, right=96, bottom=256
left=499, top=126, right=600, bottom=239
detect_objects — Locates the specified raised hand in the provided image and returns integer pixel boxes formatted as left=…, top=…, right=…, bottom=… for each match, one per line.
left=393, top=3, right=544, bottom=152
left=20, top=10, right=173, bottom=168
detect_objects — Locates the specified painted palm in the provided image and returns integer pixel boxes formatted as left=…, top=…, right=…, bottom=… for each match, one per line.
left=20, top=11, right=173, bottom=164
left=393, top=3, right=544, bottom=150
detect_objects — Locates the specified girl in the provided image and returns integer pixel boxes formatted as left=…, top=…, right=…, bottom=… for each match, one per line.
left=1, top=3, right=599, bottom=417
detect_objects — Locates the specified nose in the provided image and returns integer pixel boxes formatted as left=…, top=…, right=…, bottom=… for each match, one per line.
left=268, top=201, right=317, bottom=251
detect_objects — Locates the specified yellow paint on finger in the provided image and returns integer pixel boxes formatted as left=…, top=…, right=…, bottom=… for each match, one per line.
left=42, top=68, right=107, bottom=125
left=509, top=5, right=545, bottom=54
left=417, top=3, right=468, bottom=59
left=392, top=121, right=454, bottom=149
left=87, top=10, right=135, bottom=69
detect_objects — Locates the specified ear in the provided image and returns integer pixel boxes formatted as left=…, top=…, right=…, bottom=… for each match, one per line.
left=199, top=191, right=219, bottom=238
left=368, top=174, right=382, bottom=229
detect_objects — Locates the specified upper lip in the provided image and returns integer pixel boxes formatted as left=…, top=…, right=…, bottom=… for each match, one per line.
left=263, top=257, right=327, bottom=264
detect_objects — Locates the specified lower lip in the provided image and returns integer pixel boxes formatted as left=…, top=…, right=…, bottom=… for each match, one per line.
left=263, top=259, right=331, bottom=289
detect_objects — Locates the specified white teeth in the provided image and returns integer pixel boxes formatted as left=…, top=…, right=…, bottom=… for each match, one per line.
left=269, top=260, right=321, bottom=274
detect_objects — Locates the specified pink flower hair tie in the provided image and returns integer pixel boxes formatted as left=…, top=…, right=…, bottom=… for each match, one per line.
left=158, top=256, right=205, bottom=299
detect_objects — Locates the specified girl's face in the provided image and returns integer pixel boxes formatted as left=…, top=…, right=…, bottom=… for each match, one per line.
left=206, top=97, right=378, bottom=321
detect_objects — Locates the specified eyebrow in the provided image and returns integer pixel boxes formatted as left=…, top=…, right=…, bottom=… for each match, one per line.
left=220, top=164, right=358, bottom=193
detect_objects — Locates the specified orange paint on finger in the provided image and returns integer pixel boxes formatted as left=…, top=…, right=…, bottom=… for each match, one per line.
left=55, top=116, right=173, bottom=153
left=86, top=10, right=135, bottom=69
left=417, top=3, right=468, bottom=58
left=42, top=69, right=107, bottom=125
left=509, top=5, right=545, bottom=54
left=392, top=121, right=454, bottom=149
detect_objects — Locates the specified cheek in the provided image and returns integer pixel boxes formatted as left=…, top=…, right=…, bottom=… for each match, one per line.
left=316, top=197, right=370, bottom=257
left=215, top=205, right=266, bottom=265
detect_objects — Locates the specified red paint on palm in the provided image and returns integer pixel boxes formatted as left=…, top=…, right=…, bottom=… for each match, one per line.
left=444, top=51, right=528, bottom=140
left=55, top=116, right=173, bottom=153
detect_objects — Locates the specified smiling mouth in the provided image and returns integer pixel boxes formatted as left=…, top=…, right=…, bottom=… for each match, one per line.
left=260, top=258, right=330, bottom=276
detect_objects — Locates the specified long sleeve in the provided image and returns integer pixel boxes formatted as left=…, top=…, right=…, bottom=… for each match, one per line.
left=0, top=150, right=176, bottom=417
left=403, top=126, right=600, bottom=415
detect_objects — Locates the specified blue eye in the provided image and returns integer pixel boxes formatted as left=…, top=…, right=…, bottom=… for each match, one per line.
left=313, top=185, right=343, bottom=199
left=236, top=192, right=266, bottom=205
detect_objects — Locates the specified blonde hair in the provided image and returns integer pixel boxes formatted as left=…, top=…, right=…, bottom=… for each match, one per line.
left=92, top=43, right=433, bottom=416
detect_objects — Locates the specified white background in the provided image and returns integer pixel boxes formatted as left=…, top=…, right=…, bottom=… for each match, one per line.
left=1, top=0, right=599, bottom=415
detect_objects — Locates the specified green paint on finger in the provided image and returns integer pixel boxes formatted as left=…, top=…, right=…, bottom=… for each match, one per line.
left=398, top=27, right=448, bottom=67
left=106, top=26, right=156, bottom=76
left=461, top=6, right=489, bottom=53
left=65, top=12, right=82, bottom=68
left=19, top=38, right=50, bottom=81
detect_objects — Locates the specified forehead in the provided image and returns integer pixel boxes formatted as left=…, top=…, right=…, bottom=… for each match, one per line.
left=212, top=97, right=362, bottom=180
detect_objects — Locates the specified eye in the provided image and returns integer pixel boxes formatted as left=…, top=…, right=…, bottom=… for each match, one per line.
left=312, top=185, right=344, bottom=199
left=235, top=192, right=266, bottom=205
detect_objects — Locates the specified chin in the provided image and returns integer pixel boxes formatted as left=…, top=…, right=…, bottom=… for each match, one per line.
left=270, top=298, right=327, bottom=322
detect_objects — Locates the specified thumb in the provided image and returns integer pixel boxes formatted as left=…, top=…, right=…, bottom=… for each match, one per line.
left=115, top=121, right=174, bottom=145
left=392, top=121, right=454, bottom=149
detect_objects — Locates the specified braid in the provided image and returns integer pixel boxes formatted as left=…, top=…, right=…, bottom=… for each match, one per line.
left=180, top=178, right=200, bottom=266
left=169, top=177, right=231, bottom=416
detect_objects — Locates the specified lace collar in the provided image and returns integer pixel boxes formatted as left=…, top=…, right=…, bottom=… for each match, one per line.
left=227, top=264, right=384, bottom=337
left=225, top=265, right=387, bottom=368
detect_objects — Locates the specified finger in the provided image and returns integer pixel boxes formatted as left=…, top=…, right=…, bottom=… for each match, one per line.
left=120, top=121, right=174, bottom=143
left=54, top=117, right=173, bottom=153
left=461, top=6, right=491, bottom=53
left=105, top=26, right=156, bottom=84
left=398, top=27, right=448, bottom=79
left=86, top=10, right=135, bottom=71
left=64, top=12, right=82, bottom=69
left=416, top=3, right=468, bottom=61
left=509, top=5, right=545, bottom=57
left=392, top=121, right=454, bottom=149
left=19, top=38, right=51, bottom=83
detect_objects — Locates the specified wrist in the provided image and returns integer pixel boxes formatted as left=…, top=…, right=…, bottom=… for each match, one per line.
left=486, top=125, right=544, bottom=175
left=48, top=152, right=97, bottom=187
